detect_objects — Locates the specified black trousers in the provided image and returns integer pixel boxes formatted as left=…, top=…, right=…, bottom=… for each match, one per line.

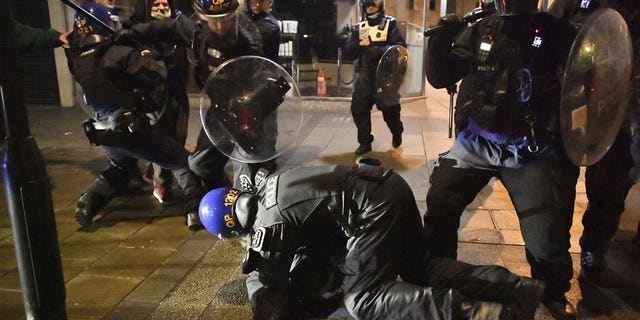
left=580, top=132, right=635, bottom=254
left=247, top=170, right=522, bottom=320
left=149, top=91, right=190, bottom=189
left=188, top=128, right=232, bottom=190
left=424, top=143, right=579, bottom=297
left=85, top=130, right=203, bottom=214
left=350, top=72, right=403, bottom=145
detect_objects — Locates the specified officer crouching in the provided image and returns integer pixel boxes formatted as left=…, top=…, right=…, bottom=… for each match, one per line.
left=65, top=1, right=205, bottom=230
left=198, top=161, right=547, bottom=320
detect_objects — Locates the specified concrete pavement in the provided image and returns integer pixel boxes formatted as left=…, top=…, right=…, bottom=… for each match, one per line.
left=1, top=85, right=639, bottom=319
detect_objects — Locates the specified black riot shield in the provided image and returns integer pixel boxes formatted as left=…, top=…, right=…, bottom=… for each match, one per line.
left=560, top=8, right=633, bottom=166
left=200, top=55, right=303, bottom=163
left=375, top=44, right=410, bottom=105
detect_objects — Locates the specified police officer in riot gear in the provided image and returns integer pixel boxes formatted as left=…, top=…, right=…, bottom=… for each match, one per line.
left=66, top=1, right=205, bottom=230
left=246, top=0, right=280, bottom=62
left=548, top=0, right=640, bottom=280
left=424, top=1, right=579, bottom=319
left=126, top=0, right=192, bottom=205
left=122, top=0, right=265, bottom=192
left=238, top=0, right=281, bottom=187
left=198, top=162, right=546, bottom=320
left=344, top=0, right=406, bottom=155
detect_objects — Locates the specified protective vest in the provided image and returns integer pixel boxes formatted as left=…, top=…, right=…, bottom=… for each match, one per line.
left=192, top=13, right=262, bottom=89
left=71, top=42, right=139, bottom=114
left=465, top=13, right=570, bottom=137
left=357, top=16, right=395, bottom=43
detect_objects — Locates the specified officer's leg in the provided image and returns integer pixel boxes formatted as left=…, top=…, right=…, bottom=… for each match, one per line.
left=151, top=163, right=175, bottom=204
left=378, top=103, right=403, bottom=148
left=75, top=150, right=135, bottom=227
left=106, top=131, right=206, bottom=229
left=423, top=257, right=546, bottom=319
left=341, top=173, right=503, bottom=320
left=351, top=97, right=375, bottom=147
left=150, top=101, right=180, bottom=201
left=424, top=156, right=493, bottom=259
left=500, top=149, right=579, bottom=318
left=188, top=128, right=231, bottom=190
left=351, top=77, right=375, bottom=154
left=580, top=133, right=634, bottom=273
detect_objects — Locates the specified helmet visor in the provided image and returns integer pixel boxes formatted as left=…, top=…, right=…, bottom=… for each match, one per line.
left=194, top=0, right=240, bottom=21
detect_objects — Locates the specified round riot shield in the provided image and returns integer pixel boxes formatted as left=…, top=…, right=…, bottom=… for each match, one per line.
left=560, top=8, right=632, bottom=166
left=375, top=45, right=411, bottom=105
left=200, top=56, right=303, bottom=163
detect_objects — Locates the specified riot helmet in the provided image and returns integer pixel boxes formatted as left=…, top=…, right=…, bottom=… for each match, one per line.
left=198, top=187, right=257, bottom=239
left=74, top=2, right=120, bottom=37
left=247, top=0, right=273, bottom=16
left=193, top=0, right=241, bottom=36
left=361, top=0, right=385, bottom=18
left=494, top=0, right=538, bottom=15
left=194, top=0, right=240, bottom=20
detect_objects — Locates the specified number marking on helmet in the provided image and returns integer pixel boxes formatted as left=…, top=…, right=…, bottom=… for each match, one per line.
left=224, top=214, right=235, bottom=228
left=224, top=189, right=239, bottom=207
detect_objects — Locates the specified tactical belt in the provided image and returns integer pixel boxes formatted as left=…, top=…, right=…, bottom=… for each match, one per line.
left=467, top=119, right=528, bottom=148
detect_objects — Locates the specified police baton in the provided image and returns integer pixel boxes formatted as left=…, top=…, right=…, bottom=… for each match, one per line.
left=60, top=0, right=116, bottom=34
left=446, top=84, right=457, bottom=138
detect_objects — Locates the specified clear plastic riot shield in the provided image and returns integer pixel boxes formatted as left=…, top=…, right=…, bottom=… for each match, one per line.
left=560, top=8, right=633, bottom=166
left=199, top=55, right=303, bottom=163
left=375, top=44, right=410, bottom=106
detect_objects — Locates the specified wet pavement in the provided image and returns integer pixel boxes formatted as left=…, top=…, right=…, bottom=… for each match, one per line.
left=1, top=85, right=639, bottom=319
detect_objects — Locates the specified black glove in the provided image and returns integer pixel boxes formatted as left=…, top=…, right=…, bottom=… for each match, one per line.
left=251, top=286, right=296, bottom=320
left=437, top=14, right=466, bottom=35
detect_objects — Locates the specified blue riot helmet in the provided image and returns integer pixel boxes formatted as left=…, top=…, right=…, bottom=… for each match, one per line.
left=199, top=187, right=257, bottom=239
left=494, top=0, right=538, bottom=15
left=73, top=2, right=120, bottom=37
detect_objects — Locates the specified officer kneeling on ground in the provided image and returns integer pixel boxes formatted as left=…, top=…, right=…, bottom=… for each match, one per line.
left=198, top=161, right=546, bottom=320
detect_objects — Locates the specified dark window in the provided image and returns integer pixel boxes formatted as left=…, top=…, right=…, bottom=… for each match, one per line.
left=273, top=0, right=338, bottom=62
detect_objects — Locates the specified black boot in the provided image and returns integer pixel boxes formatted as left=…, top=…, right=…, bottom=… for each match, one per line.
left=502, top=277, right=545, bottom=320
left=74, top=192, right=110, bottom=228
left=392, top=133, right=402, bottom=148
left=354, top=143, right=372, bottom=155
left=542, top=294, right=577, bottom=320
left=186, top=212, right=203, bottom=231
left=580, top=250, right=607, bottom=282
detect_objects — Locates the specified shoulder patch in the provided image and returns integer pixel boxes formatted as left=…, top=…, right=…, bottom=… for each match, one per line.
left=263, top=175, right=279, bottom=209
